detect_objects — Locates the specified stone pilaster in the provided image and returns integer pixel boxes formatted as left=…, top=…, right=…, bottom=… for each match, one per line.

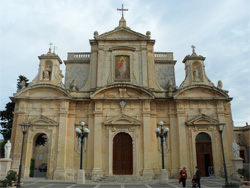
left=54, top=101, right=69, bottom=180
left=141, top=45, right=148, bottom=88
left=92, top=101, right=103, bottom=180
left=97, top=46, right=104, bottom=88
left=142, top=100, right=153, bottom=178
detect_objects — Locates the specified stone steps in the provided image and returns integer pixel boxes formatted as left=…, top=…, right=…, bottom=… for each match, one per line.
left=93, top=175, right=156, bottom=183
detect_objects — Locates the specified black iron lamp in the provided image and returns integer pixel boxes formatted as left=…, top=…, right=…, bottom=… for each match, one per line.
left=16, top=123, right=30, bottom=188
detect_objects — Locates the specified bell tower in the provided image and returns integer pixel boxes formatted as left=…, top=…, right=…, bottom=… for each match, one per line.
left=180, top=45, right=214, bottom=88
left=31, top=43, right=64, bottom=87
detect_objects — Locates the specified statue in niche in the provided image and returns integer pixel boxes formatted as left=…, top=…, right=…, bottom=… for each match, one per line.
left=70, top=80, right=78, bottom=91
left=43, top=65, right=51, bottom=80
left=232, top=140, right=240, bottom=159
left=4, top=140, right=11, bottom=159
left=193, top=66, right=200, bottom=81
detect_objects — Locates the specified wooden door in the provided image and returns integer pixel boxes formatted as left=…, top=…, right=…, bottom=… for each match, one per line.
left=196, top=133, right=214, bottom=177
left=113, top=133, right=133, bottom=175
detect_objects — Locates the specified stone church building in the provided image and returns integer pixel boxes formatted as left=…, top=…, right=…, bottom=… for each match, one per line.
left=10, top=15, right=235, bottom=180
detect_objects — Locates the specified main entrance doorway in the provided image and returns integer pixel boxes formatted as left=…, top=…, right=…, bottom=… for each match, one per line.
left=113, top=133, right=133, bottom=174
left=196, top=133, right=214, bottom=177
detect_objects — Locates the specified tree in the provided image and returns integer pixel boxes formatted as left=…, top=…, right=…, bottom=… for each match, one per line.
left=0, top=75, right=29, bottom=141
left=17, top=75, right=29, bottom=91
left=0, top=102, right=15, bottom=140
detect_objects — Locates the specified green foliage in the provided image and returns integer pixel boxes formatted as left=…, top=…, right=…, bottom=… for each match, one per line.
left=0, top=170, right=17, bottom=187
left=35, top=134, right=48, bottom=147
left=222, top=182, right=239, bottom=188
left=0, top=75, right=29, bottom=141
left=0, top=141, right=5, bottom=158
left=17, top=75, right=29, bottom=91
left=0, top=179, right=11, bottom=187
left=5, top=170, right=17, bottom=182
left=237, top=168, right=250, bottom=181
left=0, top=102, right=15, bottom=140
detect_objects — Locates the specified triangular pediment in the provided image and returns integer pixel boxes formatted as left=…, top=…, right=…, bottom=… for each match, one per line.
left=186, top=114, right=219, bottom=126
left=104, top=114, right=141, bottom=125
left=97, top=28, right=149, bottom=40
left=28, top=115, right=59, bottom=126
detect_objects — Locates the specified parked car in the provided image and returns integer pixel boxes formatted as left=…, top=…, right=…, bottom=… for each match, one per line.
left=38, top=163, right=47, bottom=172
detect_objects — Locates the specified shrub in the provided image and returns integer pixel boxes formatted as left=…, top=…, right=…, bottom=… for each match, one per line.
left=222, top=182, right=239, bottom=188
left=5, top=170, right=17, bottom=182
left=237, top=168, right=250, bottom=181
left=0, top=179, right=11, bottom=187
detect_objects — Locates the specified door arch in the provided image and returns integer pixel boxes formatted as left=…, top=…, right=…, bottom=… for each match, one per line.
left=195, top=132, right=214, bottom=177
left=113, top=132, right=133, bottom=174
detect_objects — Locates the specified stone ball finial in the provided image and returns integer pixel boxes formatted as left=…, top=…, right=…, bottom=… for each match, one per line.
left=217, top=80, right=223, bottom=89
left=146, top=31, right=151, bottom=39
left=94, top=31, right=99, bottom=39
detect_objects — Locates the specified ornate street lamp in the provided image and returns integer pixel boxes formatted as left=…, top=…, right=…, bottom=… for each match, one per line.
left=216, top=123, right=228, bottom=184
left=75, top=121, right=90, bottom=184
left=16, top=123, right=30, bottom=188
left=155, top=121, right=169, bottom=184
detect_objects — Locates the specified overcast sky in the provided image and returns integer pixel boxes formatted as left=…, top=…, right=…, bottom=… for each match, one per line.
left=0, top=0, right=249, bottom=138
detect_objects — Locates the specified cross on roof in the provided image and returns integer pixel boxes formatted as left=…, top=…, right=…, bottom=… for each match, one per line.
left=117, top=4, right=128, bottom=18
left=191, top=45, right=196, bottom=54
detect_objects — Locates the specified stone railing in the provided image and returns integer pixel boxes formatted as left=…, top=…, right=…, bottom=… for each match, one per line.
left=67, top=52, right=91, bottom=61
left=154, top=52, right=173, bottom=61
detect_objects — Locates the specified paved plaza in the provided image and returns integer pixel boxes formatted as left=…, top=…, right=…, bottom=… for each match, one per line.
left=21, top=177, right=243, bottom=188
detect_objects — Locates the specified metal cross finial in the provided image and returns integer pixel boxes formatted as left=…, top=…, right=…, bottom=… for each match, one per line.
left=53, top=45, right=57, bottom=54
left=191, top=45, right=196, bottom=54
left=117, top=4, right=128, bottom=18
left=49, top=42, right=53, bottom=49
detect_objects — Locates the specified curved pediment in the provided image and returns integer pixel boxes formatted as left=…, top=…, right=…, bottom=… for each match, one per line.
left=186, top=114, right=219, bottom=126
left=174, top=85, right=231, bottom=100
left=104, top=114, right=141, bottom=125
left=15, top=84, right=71, bottom=99
left=91, top=84, right=154, bottom=99
left=28, top=115, right=59, bottom=126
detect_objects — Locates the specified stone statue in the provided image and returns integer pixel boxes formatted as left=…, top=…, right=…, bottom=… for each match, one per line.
left=193, top=66, right=200, bottom=81
left=70, top=80, right=78, bottom=91
left=232, top=140, right=240, bottom=158
left=4, top=140, right=11, bottom=159
left=20, top=80, right=26, bottom=90
left=217, top=80, right=223, bottom=89
left=43, top=65, right=51, bottom=80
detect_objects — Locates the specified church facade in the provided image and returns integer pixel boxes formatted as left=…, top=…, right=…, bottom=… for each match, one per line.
left=10, top=15, right=235, bottom=180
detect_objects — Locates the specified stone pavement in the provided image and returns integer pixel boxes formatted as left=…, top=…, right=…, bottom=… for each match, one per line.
left=21, top=177, right=243, bottom=188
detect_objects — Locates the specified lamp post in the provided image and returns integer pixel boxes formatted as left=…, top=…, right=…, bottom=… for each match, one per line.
left=155, top=121, right=169, bottom=184
left=16, top=123, right=30, bottom=188
left=216, top=123, right=228, bottom=184
left=75, top=121, right=90, bottom=184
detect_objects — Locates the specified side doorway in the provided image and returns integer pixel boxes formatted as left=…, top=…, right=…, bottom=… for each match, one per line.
left=31, top=133, right=48, bottom=177
left=196, top=132, right=214, bottom=177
